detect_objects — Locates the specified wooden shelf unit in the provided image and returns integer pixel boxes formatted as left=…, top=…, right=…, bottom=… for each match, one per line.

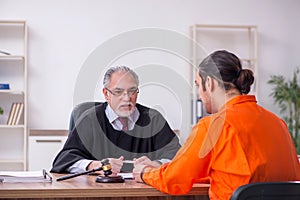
left=0, top=20, right=27, bottom=171
left=190, top=24, right=258, bottom=125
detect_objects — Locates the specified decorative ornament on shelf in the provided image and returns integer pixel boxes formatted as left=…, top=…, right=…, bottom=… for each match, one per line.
left=268, top=67, right=300, bottom=154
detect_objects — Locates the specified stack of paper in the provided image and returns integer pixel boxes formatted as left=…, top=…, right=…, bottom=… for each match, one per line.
left=118, top=172, right=133, bottom=179
left=0, top=170, right=52, bottom=183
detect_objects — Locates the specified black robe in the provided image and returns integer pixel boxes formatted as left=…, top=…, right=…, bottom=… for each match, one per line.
left=51, top=102, right=181, bottom=173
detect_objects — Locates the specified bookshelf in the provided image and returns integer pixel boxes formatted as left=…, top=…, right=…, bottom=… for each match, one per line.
left=190, top=24, right=258, bottom=125
left=0, top=20, right=27, bottom=170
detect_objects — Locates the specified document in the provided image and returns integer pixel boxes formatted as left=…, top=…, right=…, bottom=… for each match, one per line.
left=0, top=170, right=52, bottom=183
left=118, top=172, right=133, bottom=179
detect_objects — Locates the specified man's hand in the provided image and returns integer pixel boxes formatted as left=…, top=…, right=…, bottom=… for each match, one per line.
left=86, top=156, right=124, bottom=175
left=86, top=160, right=104, bottom=175
left=108, top=156, right=124, bottom=174
left=134, top=156, right=161, bottom=168
left=133, top=156, right=159, bottom=183
left=132, top=163, right=147, bottom=182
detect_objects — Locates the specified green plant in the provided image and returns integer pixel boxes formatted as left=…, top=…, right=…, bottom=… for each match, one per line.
left=268, top=68, right=300, bottom=154
left=0, top=107, right=3, bottom=115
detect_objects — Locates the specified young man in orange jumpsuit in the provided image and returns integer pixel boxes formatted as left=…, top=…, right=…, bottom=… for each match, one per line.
left=133, top=50, right=300, bottom=200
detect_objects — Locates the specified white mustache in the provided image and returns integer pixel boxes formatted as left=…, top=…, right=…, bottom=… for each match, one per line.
left=118, top=103, right=133, bottom=107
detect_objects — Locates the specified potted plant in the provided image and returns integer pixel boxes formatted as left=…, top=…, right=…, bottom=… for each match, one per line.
left=268, top=68, right=300, bottom=154
left=0, top=107, right=3, bottom=115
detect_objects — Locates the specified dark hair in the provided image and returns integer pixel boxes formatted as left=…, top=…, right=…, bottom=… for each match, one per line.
left=198, top=50, right=254, bottom=94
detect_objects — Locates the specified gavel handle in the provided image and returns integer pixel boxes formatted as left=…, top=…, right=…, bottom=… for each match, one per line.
left=56, top=167, right=103, bottom=181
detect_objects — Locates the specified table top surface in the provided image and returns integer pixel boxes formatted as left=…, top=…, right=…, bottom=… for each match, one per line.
left=0, top=173, right=210, bottom=198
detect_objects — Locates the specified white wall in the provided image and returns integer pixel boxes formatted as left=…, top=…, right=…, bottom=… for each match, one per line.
left=0, top=0, right=300, bottom=142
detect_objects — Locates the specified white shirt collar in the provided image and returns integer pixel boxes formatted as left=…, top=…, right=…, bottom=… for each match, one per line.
left=105, top=103, right=140, bottom=130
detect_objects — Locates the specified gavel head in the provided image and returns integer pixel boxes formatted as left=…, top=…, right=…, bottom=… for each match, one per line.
left=101, top=159, right=112, bottom=176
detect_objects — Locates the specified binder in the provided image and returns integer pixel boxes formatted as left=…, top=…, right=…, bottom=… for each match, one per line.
left=196, top=99, right=203, bottom=122
left=0, top=169, right=52, bottom=183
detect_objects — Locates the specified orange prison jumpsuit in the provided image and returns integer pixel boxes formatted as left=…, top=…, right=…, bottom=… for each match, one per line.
left=143, top=95, right=300, bottom=200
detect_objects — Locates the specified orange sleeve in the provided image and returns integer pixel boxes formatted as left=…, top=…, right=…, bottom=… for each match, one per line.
left=142, top=117, right=211, bottom=195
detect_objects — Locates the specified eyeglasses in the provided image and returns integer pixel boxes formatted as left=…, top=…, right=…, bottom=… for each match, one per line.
left=106, top=87, right=139, bottom=97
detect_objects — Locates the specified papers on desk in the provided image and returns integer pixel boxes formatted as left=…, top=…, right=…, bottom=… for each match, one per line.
left=118, top=172, right=133, bottom=179
left=0, top=170, right=52, bottom=183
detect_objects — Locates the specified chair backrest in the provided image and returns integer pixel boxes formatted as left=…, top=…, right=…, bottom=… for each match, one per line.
left=69, top=102, right=101, bottom=133
left=230, top=181, right=300, bottom=200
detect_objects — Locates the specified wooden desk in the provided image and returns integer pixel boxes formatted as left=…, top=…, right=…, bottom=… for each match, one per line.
left=0, top=173, right=209, bottom=199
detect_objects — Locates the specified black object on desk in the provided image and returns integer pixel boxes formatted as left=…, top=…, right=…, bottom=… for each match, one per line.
left=96, top=175, right=124, bottom=183
left=56, top=159, right=124, bottom=183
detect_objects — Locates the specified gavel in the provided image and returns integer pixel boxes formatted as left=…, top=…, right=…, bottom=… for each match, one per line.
left=56, top=159, right=124, bottom=183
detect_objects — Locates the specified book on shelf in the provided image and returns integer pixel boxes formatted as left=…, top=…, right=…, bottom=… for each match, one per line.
left=7, top=102, right=24, bottom=125
left=0, top=50, right=11, bottom=55
left=0, top=83, right=10, bottom=90
left=0, top=169, right=52, bottom=183
left=11, top=103, right=20, bottom=125
left=7, top=103, right=16, bottom=125
left=15, top=102, right=24, bottom=125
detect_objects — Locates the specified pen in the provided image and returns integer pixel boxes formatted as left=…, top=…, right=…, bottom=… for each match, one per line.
left=123, top=160, right=134, bottom=164
left=56, top=166, right=103, bottom=181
